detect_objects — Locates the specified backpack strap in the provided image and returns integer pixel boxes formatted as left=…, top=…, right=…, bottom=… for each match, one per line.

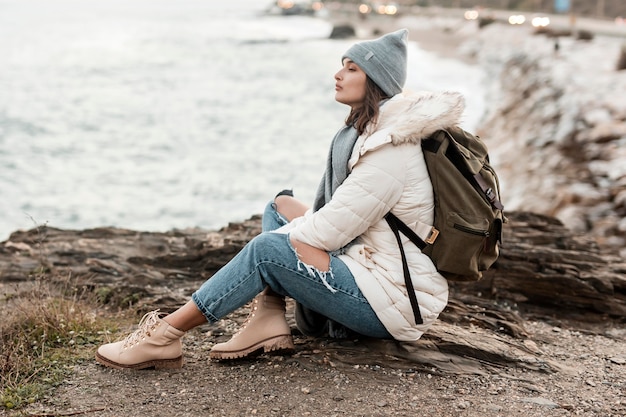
left=473, top=173, right=504, bottom=210
left=385, top=213, right=439, bottom=248
left=385, top=213, right=425, bottom=325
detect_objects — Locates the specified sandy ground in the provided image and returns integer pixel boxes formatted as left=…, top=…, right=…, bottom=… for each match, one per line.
left=14, top=306, right=626, bottom=417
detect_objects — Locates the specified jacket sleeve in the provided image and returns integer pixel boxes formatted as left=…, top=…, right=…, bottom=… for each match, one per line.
left=289, top=142, right=411, bottom=251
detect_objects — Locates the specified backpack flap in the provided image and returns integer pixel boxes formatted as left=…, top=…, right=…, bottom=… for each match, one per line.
left=447, top=136, right=484, bottom=175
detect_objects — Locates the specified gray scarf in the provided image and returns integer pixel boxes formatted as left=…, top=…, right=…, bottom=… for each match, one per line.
left=313, top=125, right=359, bottom=212
left=301, top=124, right=359, bottom=336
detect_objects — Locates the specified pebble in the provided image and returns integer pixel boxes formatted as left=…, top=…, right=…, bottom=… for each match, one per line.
left=521, top=397, right=560, bottom=408
left=523, top=339, right=541, bottom=353
left=609, top=355, right=626, bottom=365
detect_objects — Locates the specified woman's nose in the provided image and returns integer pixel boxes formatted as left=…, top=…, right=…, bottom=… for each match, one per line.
left=334, top=70, right=341, bottom=80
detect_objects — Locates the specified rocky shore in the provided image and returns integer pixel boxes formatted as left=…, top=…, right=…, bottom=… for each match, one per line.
left=3, top=9, right=626, bottom=417
left=2, top=210, right=625, bottom=416
left=469, top=23, right=626, bottom=258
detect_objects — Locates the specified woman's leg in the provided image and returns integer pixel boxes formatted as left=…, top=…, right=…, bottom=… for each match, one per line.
left=96, top=199, right=389, bottom=368
left=165, top=196, right=308, bottom=332
left=269, top=195, right=346, bottom=336
left=167, top=198, right=313, bottom=334
left=191, top=231, right=390, bottom=338
left=161, top=301, right=207, bottom=331
left=263, top=194, right=356, bottom=338
left=208, top=195, right=318, bottom=359
left=273, top=194, right=309, bottom=222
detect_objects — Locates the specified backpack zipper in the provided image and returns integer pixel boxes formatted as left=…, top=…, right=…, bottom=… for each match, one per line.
left=454, top=223, right=490, bottom=237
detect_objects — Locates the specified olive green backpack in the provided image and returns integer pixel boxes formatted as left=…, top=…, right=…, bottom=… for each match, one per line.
left=385, top=126, right=505, bottom=325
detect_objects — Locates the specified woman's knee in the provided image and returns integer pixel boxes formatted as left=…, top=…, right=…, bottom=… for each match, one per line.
left=248, top=233, right=330, bottom=274
left=274, top=195, right=308, bottom=222
left=248, top=232, right=293, bottom=259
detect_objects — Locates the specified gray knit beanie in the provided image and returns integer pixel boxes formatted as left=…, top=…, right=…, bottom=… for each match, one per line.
left=342, top=29, right=408, bottom=97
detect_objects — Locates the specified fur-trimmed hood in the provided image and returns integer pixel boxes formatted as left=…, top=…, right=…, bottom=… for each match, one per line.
left=366, top=91, right=465, bottom=145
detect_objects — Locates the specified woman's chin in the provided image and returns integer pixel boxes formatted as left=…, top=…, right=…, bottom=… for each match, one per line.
left=334, top=95, right=350, bottom=107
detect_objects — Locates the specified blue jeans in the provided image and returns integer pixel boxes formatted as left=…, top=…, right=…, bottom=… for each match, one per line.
left=191, top=201, right=391, bottom=339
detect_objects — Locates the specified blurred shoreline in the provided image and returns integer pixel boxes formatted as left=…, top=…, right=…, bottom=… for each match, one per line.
left=320, top=4, right=626, bottom=61
left=324, top=9, right=469, bottom=61
left=321, top=3, right=626, bottom=36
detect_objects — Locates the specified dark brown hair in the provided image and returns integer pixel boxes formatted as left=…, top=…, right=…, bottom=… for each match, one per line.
left=345, top=76, right=390, bottom=136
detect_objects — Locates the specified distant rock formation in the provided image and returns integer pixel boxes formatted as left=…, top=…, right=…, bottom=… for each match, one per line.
left=465, top=25, right=626, bottom=257
left=329, top=24, right=356, bottom=39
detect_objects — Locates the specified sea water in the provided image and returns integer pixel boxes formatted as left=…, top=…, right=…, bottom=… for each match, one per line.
left=0, top=0, right=484, bottom=240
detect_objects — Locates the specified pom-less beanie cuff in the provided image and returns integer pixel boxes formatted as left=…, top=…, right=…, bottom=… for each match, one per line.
left=342, top=29, right=408, bottom=97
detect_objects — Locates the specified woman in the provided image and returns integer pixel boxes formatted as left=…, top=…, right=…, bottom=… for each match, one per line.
left=96, top=29, right=463, bottom=370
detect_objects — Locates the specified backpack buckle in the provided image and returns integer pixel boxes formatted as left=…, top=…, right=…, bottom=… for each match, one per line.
left=425, top=227, right=439, bottom=244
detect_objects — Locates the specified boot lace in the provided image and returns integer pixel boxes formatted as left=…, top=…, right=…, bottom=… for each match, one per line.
left=122, top=310, right=162, bottom=349
left=235, top=299, right=259, bottom=337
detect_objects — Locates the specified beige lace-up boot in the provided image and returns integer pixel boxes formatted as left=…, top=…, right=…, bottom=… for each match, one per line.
left=96, top=310, right=185, bottom=370
left=210, top=288, right=294, bottom=360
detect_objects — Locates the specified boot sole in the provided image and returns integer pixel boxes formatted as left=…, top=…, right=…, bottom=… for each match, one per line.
left=95, top=352, right=183, bottom=370
left=209, top=334, right=295, bottom=361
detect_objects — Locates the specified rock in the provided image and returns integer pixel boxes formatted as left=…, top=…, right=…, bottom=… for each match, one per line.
left=617, top=43, right=626, bottom=71
left=609, top=354, right=626, bottom=365
left=470, top=26, right=626, bottom=257
left=453, top=211, right=626, bottom=318
left=329, top=24, right=355, bottom=39
left=1, top=211, right=624, bottom=375
left=521, top=397, right=560, bottom=408
left=576, top=29, right=594, bottom=41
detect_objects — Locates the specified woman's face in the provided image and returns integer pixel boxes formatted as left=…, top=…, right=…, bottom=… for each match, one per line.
left=334, top=59, right=367, bottom=108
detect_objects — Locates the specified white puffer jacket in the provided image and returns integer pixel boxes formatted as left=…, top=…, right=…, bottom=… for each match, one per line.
left=290, top=91, right=465, bottom=341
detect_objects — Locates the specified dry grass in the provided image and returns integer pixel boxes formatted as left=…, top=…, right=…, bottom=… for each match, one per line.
left=0, top=276, right=120, bottom=410
left=0, top=222, right=125, bottom=411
